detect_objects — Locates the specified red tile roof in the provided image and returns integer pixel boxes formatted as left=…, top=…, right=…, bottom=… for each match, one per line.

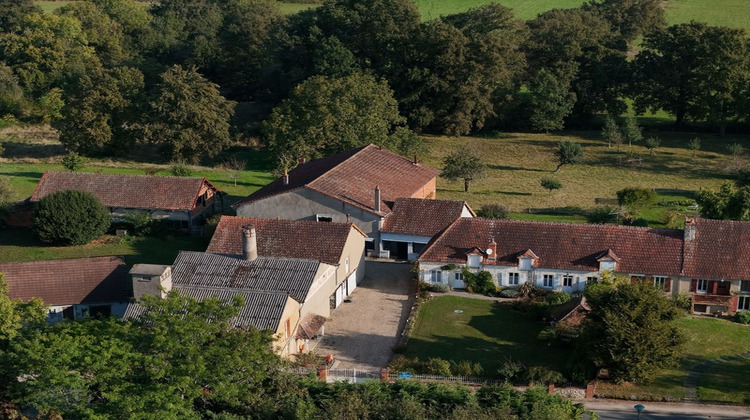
left=30, top=171, right=221, bottom=212
left=1, top=256, right=130, bottom=305
left=381, top=198, right=474, bottom=237
left=683, top=218, right=750, bottom=280
left=419, top=218, right=684, bottom=276
left=232, top=145, right=439, bottom=215
left=206, top=216, right=365, bottom=265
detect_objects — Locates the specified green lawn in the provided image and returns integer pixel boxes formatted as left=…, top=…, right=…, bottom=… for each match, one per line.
left=596, top=317, right=750, bottom=402
left=0, top=228, right=208, bottom=266
left=665, top=0, right=750, bottom=29
left=404, top=296, right=572, bottom=376
left=36, top=1, right=71, bottom=13
left=413, top=0, right=586, bottom=21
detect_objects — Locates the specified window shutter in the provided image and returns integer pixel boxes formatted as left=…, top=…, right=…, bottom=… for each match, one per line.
left=709, top=280, right=717, bottom=294
left=731, top=296, right=739, bottom=313
left=664, top=278, right=672, bottom=293
left=690, top=279, right=697, bottom=292
left=499, top=273, right=504, bottom=286
left=553, top=276, right=559, bottom=289
left=631, top=276, right=639, bottom=284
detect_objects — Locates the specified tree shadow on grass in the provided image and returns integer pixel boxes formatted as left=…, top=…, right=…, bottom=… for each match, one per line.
left=1, top=141, right=65, bottom=159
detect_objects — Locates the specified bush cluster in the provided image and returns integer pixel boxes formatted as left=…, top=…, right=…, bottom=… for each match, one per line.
left=734, top=311, right=750, bottom=325
left=496, top=358, right=566, bottom=384
left=33, top=190, right=110, bottom=245
left=389, top=356, right=483, bottom=377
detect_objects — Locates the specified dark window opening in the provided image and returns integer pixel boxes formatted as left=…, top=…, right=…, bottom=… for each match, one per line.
left=89, top=305, right=112, bottom=318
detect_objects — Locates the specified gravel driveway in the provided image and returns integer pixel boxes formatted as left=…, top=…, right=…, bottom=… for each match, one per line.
left=316, top=260, right=414, bottom=371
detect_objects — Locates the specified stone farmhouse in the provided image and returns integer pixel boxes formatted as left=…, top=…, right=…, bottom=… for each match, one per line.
left=30, top=171, right=223, bottom=232
left=126, top=218, right=366, bottom=357
left=0, top=256, right=130, bottom=321
left=207, top=216, right=366, bottom=308
left=232, top=144, right=439, bottom=256
left=418, top=217, right=750, bottom=315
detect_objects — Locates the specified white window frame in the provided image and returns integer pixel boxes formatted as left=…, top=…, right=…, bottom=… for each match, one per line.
left=697, top=279, right=708, bottom=293
left=429, top=270, right=442, bottom=283
left=563, top=275, right=574, bottom=287
left=508, top=272, right=519, bottom=286
left=467, top=254, right=482, bottom=268
left=586, top=276, right=598, bottom=285
left=454, top=271, right=464, bottom=281
left=542, top=274, right=554, bottom=288
left=739, top=296, right=750, bottom=311
left=654, top=276, right=666, bottom=288
left=345, top=257, right=350, bottom=274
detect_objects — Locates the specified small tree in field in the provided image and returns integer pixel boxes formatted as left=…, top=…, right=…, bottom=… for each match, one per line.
left=554, top=141, right=583, bottom=172
left=33, top=190, right=110, bottom=245
left=540, top=177, right=562, bottom=196
left=644, top=137, right=661, bottom=155
left=441, top=150, right=485, bottom=192
left=223, top=156, right=246, bottom=186
left=621, top=116, right=642, bottom=148
left=687, top=137, right=701, bottom=157
left=601, top=115, right=622, bottom=150
left=61, top=152, right=88, bottom=172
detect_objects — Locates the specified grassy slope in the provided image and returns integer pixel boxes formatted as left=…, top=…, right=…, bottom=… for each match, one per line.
left=665, top=0, right=750, bottom=29
left=413, top=0, right=585, bottom=20
left=420, top=132, right=746, bottom=216
left=596, top=317, right=750, bottom=402
left=404, top=296, right=572, bottom=375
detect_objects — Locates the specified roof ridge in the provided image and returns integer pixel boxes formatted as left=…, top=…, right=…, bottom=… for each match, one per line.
left=45, top=170, right=205, bottom=181
left=468, top=217, right=682, bottom=233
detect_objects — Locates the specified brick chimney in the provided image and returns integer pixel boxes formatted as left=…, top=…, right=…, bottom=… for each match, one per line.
left=242, top=225, right=258, bottom=261
left=374, top=186, right=381, bottom=213
left=487, top=236, right=497, bottom=261
left=684, top=217, right=696, bottom=241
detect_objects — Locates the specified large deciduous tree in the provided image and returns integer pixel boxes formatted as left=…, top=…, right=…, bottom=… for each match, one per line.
left=55, top=66, right=144, bottom=155
left=145, top=65, right=235, bottom=164
left=263, top=72, right=405, bottom=165
left=398, top=4, right=526, bottom=136
left=695, top=183, right=750, bottom=221
left=632, top=22, right=750, bottom=134
left=580, top=280, right=684, bottom=383
left=524, top=8, right=628, bottom=124
left=587, top=0, right=665, bottom=42
left=441, top=149, right=485, bottom=192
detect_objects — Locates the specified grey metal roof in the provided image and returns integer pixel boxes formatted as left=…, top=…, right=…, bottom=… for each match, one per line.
left=172, top=251, right=322, bottom=303
left=123, top=288, right=290, bottom=331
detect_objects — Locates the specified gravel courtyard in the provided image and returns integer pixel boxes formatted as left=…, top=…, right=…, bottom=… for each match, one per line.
left=316, top=260, right=414, bottom=371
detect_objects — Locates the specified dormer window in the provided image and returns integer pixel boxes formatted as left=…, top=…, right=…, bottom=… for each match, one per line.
left=468, top=254, right=482, bottom=268
left=519, top=258, right=532, bottom=271
left=596, top=249, right=620, bottom=272
left=516, top=249, right=538, bottom=271
left=599, top=259, right=616, bottom=272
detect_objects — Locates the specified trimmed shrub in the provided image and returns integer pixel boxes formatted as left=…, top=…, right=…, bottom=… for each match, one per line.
left=499, top=288, right=519, bottom=298
left=476, top=203, right=508, bottom=219
left=545, top=291, right=571, bottom=305
left=616, top=187, right=656, bottom=209
left=450, top=360, right=483, bottom=377
left=33, top=190, right=111, bottom=245
left=586, top=206, right=618, bottom=224
left=429, top=282, right=450, bottom=293
left=170, top=164, right=192, bottom=177
left=734, top=311, right=750, bottom=325
left=671, top=293, right=692, bottom=312
left=525, top=366, right=565, bottom=384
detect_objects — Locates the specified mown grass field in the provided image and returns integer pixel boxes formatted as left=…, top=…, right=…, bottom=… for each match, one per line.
left=403, top=296, right=573, bottom=375
left=421, top=131, right=747, bottom=225
left=596, top=317, right=750, bottom=403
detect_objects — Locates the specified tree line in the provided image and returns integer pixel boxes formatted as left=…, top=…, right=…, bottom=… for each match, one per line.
left=1, top=0, right=749, bottom=166
left=0, top=274, right=590, bottom=419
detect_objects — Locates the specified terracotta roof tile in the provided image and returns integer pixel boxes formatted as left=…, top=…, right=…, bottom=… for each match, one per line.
left=381, top=198, right=473, bottom=237
left=233, top=145, right=439, bottom=215
left=683, top=218, right=750, bottom=280
left=1, top=256, right=130, bottom=305
left=30, top=171, right=221, bottom=211
left=419, top=218, right=684, bottom=275
left=206, top=216, right=364, bottom=265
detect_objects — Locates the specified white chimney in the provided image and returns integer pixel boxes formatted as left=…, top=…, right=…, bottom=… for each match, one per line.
left=684, top=218, right=696, bottom=241
left=242, top=225, right=258, bottom=261
left=130, top=264, right=172, bottom=300
left=374, top=186, right=381, bottom=213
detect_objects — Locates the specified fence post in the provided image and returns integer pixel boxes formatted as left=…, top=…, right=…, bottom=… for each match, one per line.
left=585, top=380, right=595, bottom=399
left=548, top=382, right=555, bottom=395
left=317, top=364, right=328, bottom=382
left=381, top=368, right=390, bottom=383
